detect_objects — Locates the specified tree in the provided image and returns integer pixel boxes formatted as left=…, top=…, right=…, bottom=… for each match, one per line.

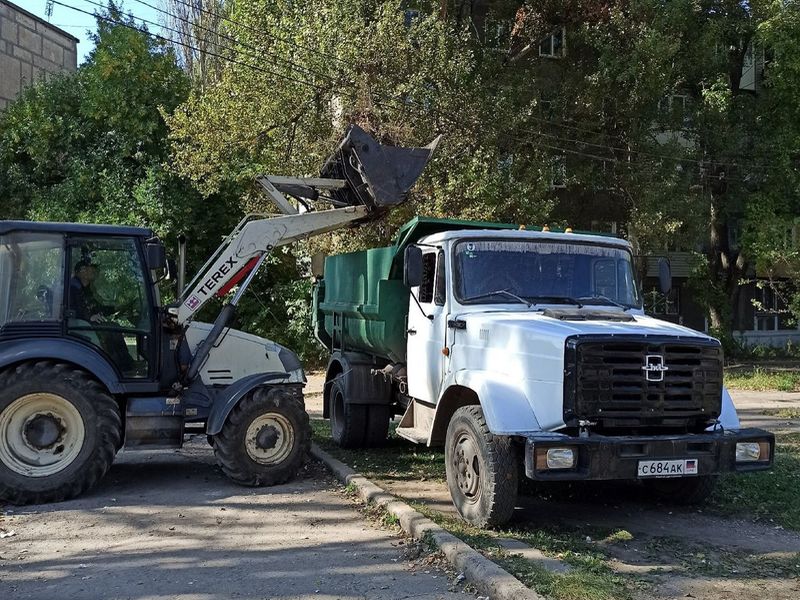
left=166, top=0, right=558, bottom=256
left=0, top=3, right=237, bottom=268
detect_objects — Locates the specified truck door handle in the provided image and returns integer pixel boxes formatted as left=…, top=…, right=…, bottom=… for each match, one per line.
left=407, top=328, right=417, bottom=336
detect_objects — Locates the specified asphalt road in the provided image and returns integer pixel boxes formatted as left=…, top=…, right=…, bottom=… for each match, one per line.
left=0, top=437, right=473, bottom=600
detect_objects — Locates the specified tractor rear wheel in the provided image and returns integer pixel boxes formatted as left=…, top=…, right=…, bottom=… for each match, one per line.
left=213, top=385, right=310, bottom=486
left=0, top=361, right=121, bottom=504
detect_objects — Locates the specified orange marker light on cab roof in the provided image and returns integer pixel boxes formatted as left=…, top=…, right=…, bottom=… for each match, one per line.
left=442, top=347, right=450, bottom=357
left=542, top=224, right=550, bottom=232
left=565, top=227, right=573, bottom=233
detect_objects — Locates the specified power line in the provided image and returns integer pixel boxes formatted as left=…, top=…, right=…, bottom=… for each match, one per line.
left=129, top=0, right=337, bottom=84
left=50, top=1, right=323, bottom=90
left=165, top=0, right=349, bottom=66
left=514, top=126, right=774, bottom=171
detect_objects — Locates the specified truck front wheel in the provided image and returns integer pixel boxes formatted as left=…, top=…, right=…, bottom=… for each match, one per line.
left=0, top=361, right=121, bottom=504
left=445, top=405, right=518, bottom=527
left=646, top=475, right=717, bottom=505
left=213, top=386, right=310, bottom=486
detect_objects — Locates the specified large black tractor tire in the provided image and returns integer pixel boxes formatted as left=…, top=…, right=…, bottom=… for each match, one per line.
left=646, top=475, right=717, bottom=505
left=0, top=361, right=121, bottom=505
left=445, top=405, right=518, bottom=528
left=213, top=385, right=310, bottom=486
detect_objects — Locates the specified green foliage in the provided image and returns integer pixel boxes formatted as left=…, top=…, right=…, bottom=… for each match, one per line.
left=166, top=0, right=558, bottom=257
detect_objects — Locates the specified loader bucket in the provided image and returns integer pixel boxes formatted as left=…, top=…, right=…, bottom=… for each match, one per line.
left=319, top=125, right=440, bottom=210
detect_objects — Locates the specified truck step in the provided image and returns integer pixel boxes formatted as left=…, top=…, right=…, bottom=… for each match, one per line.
left=396, top=399, right=435, bottom=444
left=395, top=425, right=429, bottom=444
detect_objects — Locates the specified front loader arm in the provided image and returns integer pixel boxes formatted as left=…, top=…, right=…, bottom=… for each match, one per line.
left=175, top=205, right=368, bottom=324
left=174, top=125, right=439, bottom=385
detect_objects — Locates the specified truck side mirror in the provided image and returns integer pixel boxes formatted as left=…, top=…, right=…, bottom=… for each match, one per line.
left=658, top=257, right=672, bottom=295
left=311, top=252, right=326, bottom=279
left=404, top=246, right=423, bottom=288
left=145, top=241, right=167, bottom=271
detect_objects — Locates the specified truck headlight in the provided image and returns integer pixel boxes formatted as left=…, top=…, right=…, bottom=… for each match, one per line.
left=535, top=446, right=577, bottom=470
left=735, top=441, right=770, bottom=463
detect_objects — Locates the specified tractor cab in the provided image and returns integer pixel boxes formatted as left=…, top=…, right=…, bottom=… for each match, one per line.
left=0, top=222, right=166, bottom=382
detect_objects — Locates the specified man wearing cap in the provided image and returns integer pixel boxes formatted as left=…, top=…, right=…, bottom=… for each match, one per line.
left=68, top=259, right=132, bottom=371
left=69, top=259, right=106, bottom=323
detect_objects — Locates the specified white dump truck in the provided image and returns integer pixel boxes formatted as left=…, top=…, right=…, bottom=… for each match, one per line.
left=313, top=218, right=775, bottom=526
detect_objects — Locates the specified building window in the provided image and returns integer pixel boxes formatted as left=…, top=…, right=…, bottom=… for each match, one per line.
left=404, top=9, right=421, bottom=27
left=658, top=94, right=691, bottom=126
left=644, top=287, right=680, bottom=316
left=591, top=220, right=618, bottom=235
left=550, top=154, right=567, bottom=189
left=539, top=28, right=566, bottom=58
left=752, top=285, right=790, bottom=331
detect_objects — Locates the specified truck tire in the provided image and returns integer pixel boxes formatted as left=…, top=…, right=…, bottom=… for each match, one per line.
left=329, top=378, right=366, bottom=448
left=646, top=475, right=717, bottom=505
left=0, top=361, right=121, bottom=505
left=213, top=385, right=310, bottom=486
left=445, top=405, right=518, bottom=527
left=365, top=405, right=391, bottom=446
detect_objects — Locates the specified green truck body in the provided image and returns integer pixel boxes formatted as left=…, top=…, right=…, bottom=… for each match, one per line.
left=312, top=217, right=520, bottom=362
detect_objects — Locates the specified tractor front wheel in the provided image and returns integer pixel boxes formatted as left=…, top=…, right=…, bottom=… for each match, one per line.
left=213, top=386, right=310, bottom=486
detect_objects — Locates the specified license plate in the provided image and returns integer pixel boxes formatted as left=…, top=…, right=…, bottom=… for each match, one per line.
left=637, top=459, right=698, bottom=478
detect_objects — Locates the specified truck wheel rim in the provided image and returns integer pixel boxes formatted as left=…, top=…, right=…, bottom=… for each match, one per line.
left=245, top=413, right=295, bottom=465
left=0, top=393, right=86, bottom=477
left=453, top=432, right=481, bottom=503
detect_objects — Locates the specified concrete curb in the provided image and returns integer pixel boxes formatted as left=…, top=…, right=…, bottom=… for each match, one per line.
left=311, top=443, right=542, bottom=600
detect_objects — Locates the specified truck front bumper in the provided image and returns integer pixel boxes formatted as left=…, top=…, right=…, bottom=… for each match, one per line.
left=523, top=428, right=774, bottom=481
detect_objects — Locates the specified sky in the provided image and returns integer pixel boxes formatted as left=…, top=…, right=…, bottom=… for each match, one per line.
left=21, top=1, right=164, bottom=63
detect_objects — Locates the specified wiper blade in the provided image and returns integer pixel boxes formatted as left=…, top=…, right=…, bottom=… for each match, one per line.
left=575, top=295, right=630, bottom=310
left=525, top=295, right=584, bottom=308
left=463, top=289, right=531, bottom=307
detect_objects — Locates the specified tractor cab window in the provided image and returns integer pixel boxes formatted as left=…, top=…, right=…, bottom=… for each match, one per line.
left=0, top=233, right=65, bottom=325
left=66, top=238, right=153, bottom=378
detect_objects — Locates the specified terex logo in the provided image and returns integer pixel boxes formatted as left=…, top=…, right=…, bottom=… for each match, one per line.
left=198, top=256, right=239, bottom=297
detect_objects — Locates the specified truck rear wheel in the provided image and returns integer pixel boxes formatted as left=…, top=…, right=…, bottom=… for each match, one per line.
left=445, top=405, right=518, bottom=527
left=329, top=379, right=389, bottom=448
left=646, top=475, right=717, bottom=505
left=213, top=386, right=310, bottom=486
left=0, top=361, right=121, bottom=505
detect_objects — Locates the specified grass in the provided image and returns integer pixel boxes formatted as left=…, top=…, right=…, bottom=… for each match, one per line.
left=762, top=407, right=800, bottom=419
left=310, top=418, right=446, bottom=482
left=411, top=504, right=637, bottom=600
left=313, top=416, right=800, bottom=597
left=709, top=431, right=800, bottom=530
left=724, top=367, right=800, bottom=391
left=645, top=536, right=800, bottom=579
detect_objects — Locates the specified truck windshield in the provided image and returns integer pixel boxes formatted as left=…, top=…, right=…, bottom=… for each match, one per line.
left=454, top=239, right=641, bottom=308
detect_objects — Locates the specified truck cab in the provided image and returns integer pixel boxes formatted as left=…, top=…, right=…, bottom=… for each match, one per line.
left=315, top=218, right=775, bottom=527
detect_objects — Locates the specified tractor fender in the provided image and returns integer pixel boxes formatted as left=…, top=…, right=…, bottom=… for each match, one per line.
left=435, top=370, right=541, bottom=437
left=0, top=338, right=123, bottom=393
left=206, top=372, right=292, bottom=435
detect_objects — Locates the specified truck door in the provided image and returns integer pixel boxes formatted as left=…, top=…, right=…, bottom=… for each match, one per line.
left=406, top=249, right=447, bottom=403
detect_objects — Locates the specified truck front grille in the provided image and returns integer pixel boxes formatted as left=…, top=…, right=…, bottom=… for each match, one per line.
left=564, top=336, right=723, bottom=433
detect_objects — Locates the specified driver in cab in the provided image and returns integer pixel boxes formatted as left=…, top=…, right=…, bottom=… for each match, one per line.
left=69, top=259, right=109, bottom=324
